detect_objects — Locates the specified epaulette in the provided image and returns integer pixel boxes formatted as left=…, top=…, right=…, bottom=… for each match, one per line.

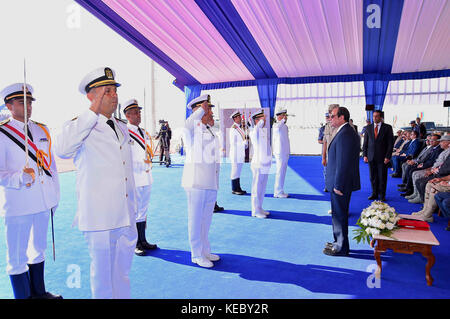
left=30, top=119, right=47, bottom=126
left=0, top=118, right=11, bottom=126
left=115, top=117, right=127, bottom=124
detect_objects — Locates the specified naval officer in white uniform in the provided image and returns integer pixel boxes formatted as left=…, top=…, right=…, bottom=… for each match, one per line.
left=0, top=83, right=61, bottom=299
left=229, top=110, right=247, bottom=195
left=55, top=67, right=138, bottom=299
left=249, top=110, right=272, bottom=218
left=123, top=99, right=158, bottom=255
left=182, top=94, right=221, bottom=268
left=272, top=108, right=290, bottom=198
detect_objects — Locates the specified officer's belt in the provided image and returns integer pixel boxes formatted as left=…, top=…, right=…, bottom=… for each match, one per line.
left=0, top=125, right=52, bottom=177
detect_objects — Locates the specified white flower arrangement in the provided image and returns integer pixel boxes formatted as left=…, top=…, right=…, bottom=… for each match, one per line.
left=353, top=201, right=401, bottom=244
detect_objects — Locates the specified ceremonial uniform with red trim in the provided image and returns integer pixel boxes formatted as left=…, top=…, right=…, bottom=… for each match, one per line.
left=127, top=123, right=153, bottom=223
left=0, top=118, right=60, bottom=276
left=229, top=122, right=248, bottom=179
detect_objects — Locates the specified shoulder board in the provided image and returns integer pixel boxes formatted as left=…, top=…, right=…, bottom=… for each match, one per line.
left=30, top=120, right=47, bottom=127
left=115, top=117, right=127, bottom=124
left=0, top=118, right=11, bottom=126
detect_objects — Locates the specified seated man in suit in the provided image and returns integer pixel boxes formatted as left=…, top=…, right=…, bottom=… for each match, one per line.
left=434, top=192, right=450, bottom=230
left=414, top=154, right=450, bottom=203
left=406, top=137, right=450, bottom=203
left=392, top=131, right=408, bottom=154
left=411, top=174, right=450, bottom=222
left=399, top=135, right=432, bottom=185
left=399, top=134, right=442, bottom=197
left=391, top=130, right=421, bottom=177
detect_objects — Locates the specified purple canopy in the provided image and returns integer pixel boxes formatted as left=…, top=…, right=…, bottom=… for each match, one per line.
left=75, top=0, right=450, bottom=113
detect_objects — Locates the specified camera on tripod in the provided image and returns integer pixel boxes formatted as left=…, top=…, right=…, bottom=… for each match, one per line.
left=159, top=120, right=168, bottom=132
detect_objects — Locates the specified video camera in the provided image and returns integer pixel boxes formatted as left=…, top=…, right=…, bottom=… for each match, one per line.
left=159, top=119, right=168, bottom=132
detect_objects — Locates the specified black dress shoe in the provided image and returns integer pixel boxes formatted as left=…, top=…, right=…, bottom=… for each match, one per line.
left=397, top=183, right=405, bottom=187
left=391, top=173, right=401, bottom=177
left=368, top=194, right=378, bottom=200
left=232, top=190, right=246, bottom=195
left=214, top=203, right=224, bottom=212
left=323, top=246, right=349, bottom=257
left=141, top=241, right=157, bottom=250
left=398, top=187, right=407, bottom=192
left=135, top=243, right=147, bottom=256
left=380, top=196, right=386, bottom=202
left=324, top=188, right=329, bottom=192
left=32, top=292, right=63, bottom=299
left=400, top=191, right=413, bottom=197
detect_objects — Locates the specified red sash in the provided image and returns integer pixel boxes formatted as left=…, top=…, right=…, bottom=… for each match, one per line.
left=232, top=123, right=246, bottom=140
left=0, top=123, right=52, bottom=176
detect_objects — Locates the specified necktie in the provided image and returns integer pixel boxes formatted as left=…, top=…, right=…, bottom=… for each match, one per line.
left=106, top=120, right=119, bottom=140
left=374, top=124, right=378, bottom=139
left=138, top=127, right=145, bottom=139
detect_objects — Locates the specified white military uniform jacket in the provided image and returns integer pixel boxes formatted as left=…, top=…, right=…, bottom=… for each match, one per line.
left=127, top=123, right=153, bottom=187
left=249, top=121, right=272, bottom=174
left=0, top=118, right=59, bottom=217
left=229, top=122, right=248, bottom=164
left=272, top=119, right=290, bottom=158
left=182, top=108, right=220, bottom=190
left=55, top=109, right=137, bottom=232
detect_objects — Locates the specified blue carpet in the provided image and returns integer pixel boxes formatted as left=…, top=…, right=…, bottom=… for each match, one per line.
left=0, top=155, right=449, bottom=299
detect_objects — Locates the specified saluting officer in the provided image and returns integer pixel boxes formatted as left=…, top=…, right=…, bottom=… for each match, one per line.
left=55, top=67, right=138, bottom=299
left=272, top=108, right=290, bottom=198
left=249, top=110, right=272, bottom=218
left=229, top=110, right=247, bottom=195
left=0, top=83, right=61, bottom=299
left=123, top=99, right=158, bottom=255
left=182, top=94, right=221, bottom=268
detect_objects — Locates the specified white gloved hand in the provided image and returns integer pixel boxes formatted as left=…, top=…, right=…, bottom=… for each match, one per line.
left=21, top=170, right=34, bottom=186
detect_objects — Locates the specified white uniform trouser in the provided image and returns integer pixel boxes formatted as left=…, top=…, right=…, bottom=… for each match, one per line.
left=83, top=225, right=137, bottom=299
left=274, top=154, right=289, bottom=195
left=4, top=210, right=50, bottom=275
left=230, top=163, right=243, bottom=180
left=185, top=188, right=217, bottom=259
left=136, top=185, right=151, bottom=223
left=251, top=167, right=269, bottom=214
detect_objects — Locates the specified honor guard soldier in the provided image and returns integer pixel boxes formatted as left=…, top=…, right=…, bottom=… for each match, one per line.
left=55, top=67, right=138, bottom=299
left=182, top=94, right=221, bottom=268
left=249, top=110, right=272, bottom=218
left=272, top=108, right=290, bottom=198
left=229, top=110, right=248, bottom=195
left=123, top=99, right=158, bottom=255
left=0, top=83, right=61, bottom=299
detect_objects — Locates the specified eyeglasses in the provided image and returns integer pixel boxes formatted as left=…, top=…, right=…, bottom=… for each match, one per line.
left=330, top=114, right=337, bottom=119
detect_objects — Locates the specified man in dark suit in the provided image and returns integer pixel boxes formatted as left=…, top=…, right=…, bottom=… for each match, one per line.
left=391, top=130, right=421, bottom=177
left=416, top=117, right=427, bottom=139
left=399, top=134, right=442, bottom=196
left=363, top=110, right=394, bottom=201
left=324, top=106, right=360, bottom=257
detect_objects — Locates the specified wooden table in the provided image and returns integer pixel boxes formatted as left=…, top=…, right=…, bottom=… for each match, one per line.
left=370, top=214, right=440, bottom=286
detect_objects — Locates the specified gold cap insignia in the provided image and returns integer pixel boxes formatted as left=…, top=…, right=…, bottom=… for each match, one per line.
left=105, top=68, right=114, bottom=79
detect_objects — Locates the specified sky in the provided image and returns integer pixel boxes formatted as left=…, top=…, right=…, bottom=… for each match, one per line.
left=0, top=0, right=186, bottom=133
